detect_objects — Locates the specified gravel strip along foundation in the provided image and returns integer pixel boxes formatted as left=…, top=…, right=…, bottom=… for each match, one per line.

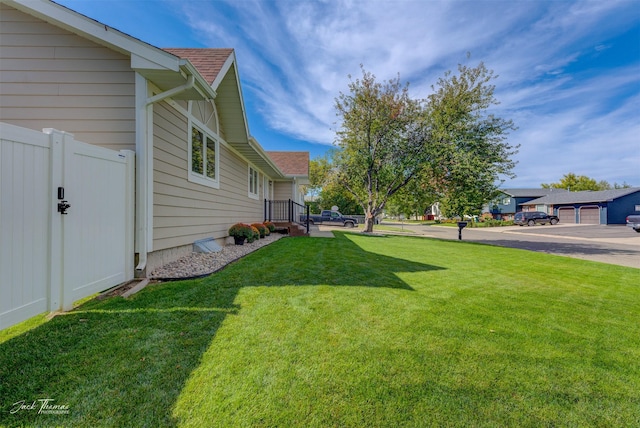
left=150, top=233, right=286, bottom=280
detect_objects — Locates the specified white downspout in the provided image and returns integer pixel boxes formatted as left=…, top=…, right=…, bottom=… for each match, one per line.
left=134, top=72, right=149, bottom=276
left=134, top=73, right=195, bottom=276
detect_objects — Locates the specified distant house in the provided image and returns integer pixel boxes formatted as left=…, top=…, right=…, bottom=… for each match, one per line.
left=0, top=0, right=308, bottom=278
left=425, top=202, right=442, bottom=220
left=484, top=189, right=556, bottom=220
left=520, top=188, right=640, bottom=225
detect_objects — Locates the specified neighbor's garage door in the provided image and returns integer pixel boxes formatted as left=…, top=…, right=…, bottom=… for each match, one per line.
left=579, top=206, right=600, bottom=224
left=558, top=207, right=576, bottom=224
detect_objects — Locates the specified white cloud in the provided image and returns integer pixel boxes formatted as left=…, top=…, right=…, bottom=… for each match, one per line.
left=174, top=0, right=639, bottom=186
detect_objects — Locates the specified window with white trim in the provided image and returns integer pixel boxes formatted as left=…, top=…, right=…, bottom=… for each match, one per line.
left=189, top=125, right=219, bottom=188
left=248, top=166, right=259, bottom=199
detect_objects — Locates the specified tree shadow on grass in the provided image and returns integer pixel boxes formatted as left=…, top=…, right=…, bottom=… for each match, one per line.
left=470, top=238, right=638, bottom=259
left=0, top=232, right=444, bottom=427
left=213, top=232, right=444, bottom=292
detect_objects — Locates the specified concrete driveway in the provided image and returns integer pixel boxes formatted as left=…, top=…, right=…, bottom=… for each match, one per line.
left=381, top=223, right=640, bottom=269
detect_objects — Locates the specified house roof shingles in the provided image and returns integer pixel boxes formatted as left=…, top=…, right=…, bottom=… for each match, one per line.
left=163, top=48, right=234, bottom=85
left=501, top=188, right=556, bottom=198
left=523, top=187, right=640, bottom=205
left=163, top=49, right=310, bottom=181
left=266, top=151, right=309, bottom=176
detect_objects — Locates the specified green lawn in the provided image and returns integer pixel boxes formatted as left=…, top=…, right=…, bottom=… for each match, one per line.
left=1, top=233, right=639, bottom=427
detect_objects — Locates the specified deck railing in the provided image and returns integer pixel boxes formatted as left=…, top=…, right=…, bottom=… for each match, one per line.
left=264, top=199, right=310, bottom=234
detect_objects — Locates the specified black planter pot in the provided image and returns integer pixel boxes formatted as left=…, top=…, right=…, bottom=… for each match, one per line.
left=234, top=236, right=245, bottom=245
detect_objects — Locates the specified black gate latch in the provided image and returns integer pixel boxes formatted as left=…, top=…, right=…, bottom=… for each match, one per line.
left=57, top=187, right=70, bottom=214
left=58, top=200, right=70, bottom=215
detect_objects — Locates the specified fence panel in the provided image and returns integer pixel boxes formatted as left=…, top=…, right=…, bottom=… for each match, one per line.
left=0, top=124, right=52, bottom=328
left=0, top=123, right=134, bottom=328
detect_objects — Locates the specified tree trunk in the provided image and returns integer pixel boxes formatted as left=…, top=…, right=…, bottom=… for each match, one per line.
left=363, top=213, right=375, bottom=233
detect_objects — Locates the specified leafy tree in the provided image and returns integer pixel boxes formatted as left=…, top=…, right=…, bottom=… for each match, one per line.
left=541, top=173, right=620, bottom=191
left=306, top=199, right=321, bottom=214
left=333, top=63, right=517, bottom=231
left=387, top=168, right=439, bottom=219
left=303, top=151, right=362, bottom=214
left=304, top=152, right=335, bottom=198
left=425, top=62, right=517, bottom=219
left=333, top=67, right=429, bottom=232
left=317, top=179, right=363, bottom=215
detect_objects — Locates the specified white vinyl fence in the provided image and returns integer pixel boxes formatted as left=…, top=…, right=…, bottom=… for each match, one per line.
left=0, top=123, right=134, bottom=329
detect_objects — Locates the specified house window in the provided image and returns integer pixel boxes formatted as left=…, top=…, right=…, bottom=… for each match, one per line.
left=502, top=197, right=511, bottom=205
left=248, top=166, right=259, bottom=199
left=189, top=126, right=219, bottom=188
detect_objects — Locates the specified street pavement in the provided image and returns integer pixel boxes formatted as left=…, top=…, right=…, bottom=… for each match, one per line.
left=385, top=223, right=640, bottom=269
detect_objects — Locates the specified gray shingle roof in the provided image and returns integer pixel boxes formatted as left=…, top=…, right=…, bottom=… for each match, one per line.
left=522, top=187, right=640, bottom=205
left=501, top=188, right=556, bottom=198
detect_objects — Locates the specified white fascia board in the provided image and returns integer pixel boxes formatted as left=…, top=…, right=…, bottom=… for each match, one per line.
left=294, top=177, right=311, bottom=185
left=4, top=0, right=180, bottom=72
left=131, top=53, right=181, bottom=73
left=212, top=50, right=251, bottom=138
left=211, top=51, right=237, bottom=90
left=248, top=136, right=285, bottom=179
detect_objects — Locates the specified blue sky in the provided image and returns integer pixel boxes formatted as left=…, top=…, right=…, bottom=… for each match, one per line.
left=57, top=0, right=640, bottom=187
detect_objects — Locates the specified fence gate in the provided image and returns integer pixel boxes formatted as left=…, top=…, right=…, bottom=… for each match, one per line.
left=60, top=137, right=134, bottom=309
left=0, top=123, right=134, bottom=329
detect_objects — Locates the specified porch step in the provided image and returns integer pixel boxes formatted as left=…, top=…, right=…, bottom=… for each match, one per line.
left=273, top=222, right=308, bottom=237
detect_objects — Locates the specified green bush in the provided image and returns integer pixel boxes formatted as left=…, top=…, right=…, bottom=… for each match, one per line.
left=470, top=219, right=514, bottom=228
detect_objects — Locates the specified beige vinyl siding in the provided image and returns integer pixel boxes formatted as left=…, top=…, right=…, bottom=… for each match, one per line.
left=273, top=181, right=293, bottom=200
left=152, top=101, right=264, bottom=251
left=0, top=5, right=135, bottom=150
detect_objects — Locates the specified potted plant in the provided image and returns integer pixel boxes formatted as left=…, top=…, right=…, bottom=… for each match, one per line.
left=264, top=221, right=276, bottom=233
left=247, top=226, right=260, bottom=243
left=252, top=223, right=267, bottom=238
left=228, top=223, right=251, bottom=245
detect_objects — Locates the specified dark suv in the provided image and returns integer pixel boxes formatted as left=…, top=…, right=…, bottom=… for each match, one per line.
left=514, top=211, right=559, bottom=226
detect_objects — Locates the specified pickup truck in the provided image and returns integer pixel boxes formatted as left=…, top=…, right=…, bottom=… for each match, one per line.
left=514, top=211, right=559, bottom=226
left=626, top=215, right=640, bottom=233
left=300, top=210, right=358, bottom=228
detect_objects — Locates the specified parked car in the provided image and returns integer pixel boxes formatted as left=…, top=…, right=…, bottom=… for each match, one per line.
left=300, top=210, right=358, bottom=228
left=626, top=215, right=640, bottom=233
left=514, top=211, right=559, bottom=226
